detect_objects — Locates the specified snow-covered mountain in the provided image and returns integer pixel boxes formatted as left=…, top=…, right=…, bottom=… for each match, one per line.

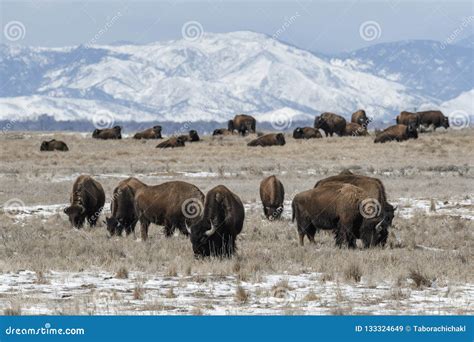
left=0, top=32, right=471, bottom=124
left=331, top=40, right=473, bottom=101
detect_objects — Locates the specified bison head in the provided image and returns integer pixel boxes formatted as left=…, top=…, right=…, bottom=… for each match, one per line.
left=176, top=137, right=186, bottom=147
left=189, top=218, right=234, bottom=258
left=64, top=204, right=85, bottom=228
left=442, top=117, right=450, bottom=129
left=40, top=141, right=49, bottom=151
left=105, top=216, right=121, bottom=236
left=189, top=130, right=200, bottom=141
left=276, top=133, right=286, bottom=146
left=406, top=122, right=419, bottom=139
left=314, top=116, right=321, bottom=129
left=293, top=127, right=304, bottom=139
left=227, top=120, right=234, bottom=132
left=153, top=125, right=163, bottom=138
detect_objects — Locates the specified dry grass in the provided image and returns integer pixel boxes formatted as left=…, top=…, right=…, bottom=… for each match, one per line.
left=115, top=266, right=129, bottom=279
left=235, top=285, right=249, bottom=303
left=344, top=262, right=362, bottom=283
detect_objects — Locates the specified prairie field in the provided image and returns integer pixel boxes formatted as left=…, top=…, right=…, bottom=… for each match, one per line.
left=0, top=129, right=473, bottom=315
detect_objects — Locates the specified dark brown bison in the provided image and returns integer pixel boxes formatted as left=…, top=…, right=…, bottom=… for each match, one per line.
left=344, top=123, right=369, bottom=136
left=293, top=127, right=322, bottom=139
left=396, top=111, right=420, bottom=128
left=417, top=110, right=449, bottom=130
left=178, top=130, right=200, bottom=142
left=260, top=175, right=285, bottom=220
left=189, top=185, right=244, bottom=257
left=247, top=133, right=286, bottom=147
left=212, top=128, right=233, bottom=136
left=92, top=126, right=122, bottom=140
left=64, top=175, right=105, bottom=229
left=156, top=137, right=186, bottom=148
left=314, top=112, right=346, bottom=137
left=40, top=139, right=69, bottom=151
left=351, top=109, right=372, bottom=127
left=106, top=177, right=147, bottom=237
left=374, top=123, right=418, bottom=143
left=134, top=181, right=205, bottom=241
left=292, top=183, right=387, bottom=248
left=133, top=126, right=162, bottom=139
left=314, top=170, right=396, bottom=247
left=228, top=114, right=256, bottom=135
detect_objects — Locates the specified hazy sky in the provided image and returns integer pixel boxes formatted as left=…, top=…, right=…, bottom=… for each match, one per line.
left=0, top=0, right=473, bottom=53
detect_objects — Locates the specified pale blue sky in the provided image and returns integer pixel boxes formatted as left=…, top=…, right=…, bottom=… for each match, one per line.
left=0, top=0, right=472, bottom=53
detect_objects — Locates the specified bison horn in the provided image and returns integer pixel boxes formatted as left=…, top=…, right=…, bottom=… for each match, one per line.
left=185, top=221, right=192, bottom=234
left=204, top=221, right=218, bottom=236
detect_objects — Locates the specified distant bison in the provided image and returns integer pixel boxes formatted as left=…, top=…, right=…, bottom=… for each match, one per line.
left=106, top=177, right=147, bottom=237
left=156, top=137, right=186, bottom=148
left=293, top=127, right=322, bottom=139
left=314, top=170, right=396, bottom=247
left=396, top=111, right=420, bottom=128
left=314, top=112, right=346, bottom=137
left=344, top=122, right=369, bottom=136
left=189, top=185, right=244, bottom=258
left=260, top=175, right=285, bottom=220
left=351, top=109, right=371, bottom=127
left=40, top=139, right=69, bottom=151
left=292, top=182, right=387, bottom=248
left=212, top=128, right=233, bottom=136
left=417, top=110, right=449, bottom=130
left=374, top=123, right=418, bottom=143
left=64, top=175, right=105, bottom=229
left=133, top=126, right=162, bottom=139
left=228, top=114, right=256, bottom=135
left=92, top=126, right=122, bottom=140
left=178, top=130, right=200, bottom=142
left=134, top=181, right=204, bottom=240
left=247, top=133, right=286, bottom=147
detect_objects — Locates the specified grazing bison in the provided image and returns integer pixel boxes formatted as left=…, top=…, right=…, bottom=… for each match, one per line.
left=293, top=127, right=322, bottom=139
left=351, top=109, right=372, bottom=127
left=292, top=183, right=386, bottom=248
left=228, top=114, right=256, bottom=135
left=92, top=126, right=122, bottom=140
left=134, top=181, right=205, bottom=241
left=64, top=175, right=105, bottom=229
left=133, top=126, right=162, bottom=139
left=40, top=139, right=69, bottom=151
left=396, top=111, right=420, bottom=128
left=314, top=112, right=346, bottom=137
left=247, top=133, right=286, bottom=147
left=189, top=185, right=244, bottom=258
left=212, top=128, right=233, bottom=136
left=374, top=123, right=418, bottom=143
left=344, top=123, right=369, bottom=136
left=417, top=110, right=449, bottom=130
left=260, top=175, right=285, bottom=220
left=314, top=170, right=396, bottom=247
left=156, top=137, right=186, bottom=148
left=178, top=130, right=200, bottom=142
left=106, top=177, right=147, bottom=237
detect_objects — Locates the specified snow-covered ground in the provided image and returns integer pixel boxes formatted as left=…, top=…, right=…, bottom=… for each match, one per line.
left=1, top=270, right=472, bottom=315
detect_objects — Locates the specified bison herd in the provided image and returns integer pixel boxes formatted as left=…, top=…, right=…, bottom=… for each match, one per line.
left=63, top=169, right=396, bottom=258
left=39, top=110, right=452, bottom=152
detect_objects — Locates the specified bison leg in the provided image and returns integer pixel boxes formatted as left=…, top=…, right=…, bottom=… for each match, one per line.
left=298, top=233, right=305, bottom=246
left=140, top=220, right=150, bottom=241
left=163, top=225, right=175, bottom=237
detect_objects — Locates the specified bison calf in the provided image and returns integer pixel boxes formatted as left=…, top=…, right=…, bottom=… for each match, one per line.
left=260, top=175, right=285, bottom=220
left=64, top=175, right=105, bottom=229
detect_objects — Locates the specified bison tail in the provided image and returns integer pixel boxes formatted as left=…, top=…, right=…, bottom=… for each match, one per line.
left=291, top=201, right=297, bottom=223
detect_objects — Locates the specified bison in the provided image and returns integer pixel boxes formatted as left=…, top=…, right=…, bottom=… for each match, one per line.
left=40, top=139, right=69, bottom=151
left=92, top=126, right=122, bottom=140
left=64, top=175, right=105, bottom=229
left=374, top=123, right=418, bottom=143
left=260, top=175, right=285, bottom=220
left=293, top=127, right=322, bottom=139
left=228, top=114, right=256, bottom=135
left=292, top=182, right=387, bottom=248
left=134, top=181, right=205, bottom=241
left=351, top=109, right=372, bottom=127
left=344, top=122, right=369, bottom=136
left=178, top=130, right=200, bottom=142
left=189, top=185, right=244, bottom=258
left=396, top=111, right=420, bottom=128
left=106, top=177, right=147, bottom=237
left=247, top=133, right=286, bottom=147
left=133, top=126, right=162, bottom=139
left=314, top=170, right=395, bottom=247
left=314, top=112, right=346, bottom=137
left=156, top=137, right=186, bottom=148
left=417, top=110, right=449, bottom=131
left=212, top=128, right=233, bottom=136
